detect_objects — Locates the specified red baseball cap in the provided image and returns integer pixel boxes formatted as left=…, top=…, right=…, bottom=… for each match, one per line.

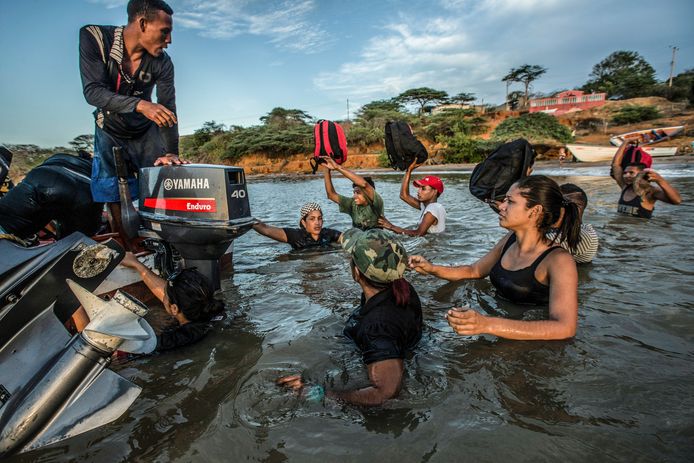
left=413, top=175, right=444, bottom=195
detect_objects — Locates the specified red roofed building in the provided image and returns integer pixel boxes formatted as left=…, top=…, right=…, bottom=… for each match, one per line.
left=529, top=90, right=607, bottom=116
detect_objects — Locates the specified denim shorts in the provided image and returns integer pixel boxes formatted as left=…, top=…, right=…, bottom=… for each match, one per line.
left=90, top=124, right=164, bottom=203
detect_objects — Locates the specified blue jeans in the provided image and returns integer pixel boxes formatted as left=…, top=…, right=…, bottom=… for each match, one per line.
left=90, top=124, right=164, bottom=203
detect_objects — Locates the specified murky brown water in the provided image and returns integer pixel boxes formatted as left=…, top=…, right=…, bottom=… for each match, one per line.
left=11, top=164, right=694, bottom=462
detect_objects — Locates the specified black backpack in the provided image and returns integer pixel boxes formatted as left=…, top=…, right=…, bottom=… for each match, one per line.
left=469, top=139, right=536, bottom=206
left=384, top=121, right=428, bottom=171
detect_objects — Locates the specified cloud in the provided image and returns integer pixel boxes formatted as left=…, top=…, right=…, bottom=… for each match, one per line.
left=314, top=16, right=497, bottom=104
left=175, top=0, right=330, bottom=52
left=87, top=0, right=126, bottom=9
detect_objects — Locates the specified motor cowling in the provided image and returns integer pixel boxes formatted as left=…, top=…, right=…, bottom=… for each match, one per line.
left=138, top=164, right=255, bottom=288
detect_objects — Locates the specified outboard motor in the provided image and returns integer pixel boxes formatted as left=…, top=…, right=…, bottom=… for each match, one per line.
left=138, top=164, right=256, bottom=290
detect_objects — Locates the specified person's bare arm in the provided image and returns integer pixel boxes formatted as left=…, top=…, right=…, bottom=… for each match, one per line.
left=409, top=232, right=511, bottom=280
left=611, top=142, right=630, bottom=188
left=277, top=358, right=404, bottom=406
left=445, top=250, right=578, bottom=340
left=400, top=160, right=421, bottom=209
left=324, top=157, right=376, bottom=203
left=379, top=211, right=436, bottom=237
left=646, top=170, right=682, bottom=205
left=120, top=252, right=166, bottom=302
left=323, top=168, right=340, bottom=204
left=253, top=222, right=288, bottom=243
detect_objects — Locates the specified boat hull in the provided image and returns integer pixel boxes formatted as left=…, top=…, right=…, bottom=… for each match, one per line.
left=609, top=126, right=684, bottom=146
left=566, top=144, right=678, bottom=162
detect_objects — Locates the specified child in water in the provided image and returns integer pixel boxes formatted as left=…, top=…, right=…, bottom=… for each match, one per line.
left=611, top=142, right=681, bottom=218
left=321, top=157, right=384, bottom=230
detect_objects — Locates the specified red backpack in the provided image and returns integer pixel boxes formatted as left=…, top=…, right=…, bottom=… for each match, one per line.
left=311, top=120, right=348, bottom=173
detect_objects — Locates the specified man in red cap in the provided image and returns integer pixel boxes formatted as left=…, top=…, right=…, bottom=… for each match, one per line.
left=611, top=142, right=681, bottom=218
left=379, top=160, right=446, bottom=235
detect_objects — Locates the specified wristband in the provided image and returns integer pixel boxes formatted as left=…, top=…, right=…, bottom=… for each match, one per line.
left=304, top=384, right=325, bottom=403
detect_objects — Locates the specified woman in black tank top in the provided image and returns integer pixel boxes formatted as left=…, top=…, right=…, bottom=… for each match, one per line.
left=409, top=175, right=581, bottom=341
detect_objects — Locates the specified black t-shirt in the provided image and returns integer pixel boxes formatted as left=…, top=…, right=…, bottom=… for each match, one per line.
left=156, top=321, right=211, bottom=352
left=282, top=227, right=341, bottom=250
left=343, top=283, right=423, bottom=365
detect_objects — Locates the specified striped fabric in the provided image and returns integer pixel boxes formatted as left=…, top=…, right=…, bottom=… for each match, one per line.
left=547, top=223, right=599, bottom=264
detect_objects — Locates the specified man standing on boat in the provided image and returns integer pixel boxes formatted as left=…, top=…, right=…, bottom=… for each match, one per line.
left=79, top=0, right=184, bottom=241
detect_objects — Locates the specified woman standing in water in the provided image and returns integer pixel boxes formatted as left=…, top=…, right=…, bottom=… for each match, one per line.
left=409, top=175, right=579, bottom=340
left=278, top=229, right=422, bottom=405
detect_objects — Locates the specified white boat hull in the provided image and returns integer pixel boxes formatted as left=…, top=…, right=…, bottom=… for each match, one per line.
left=566, top=144, right=678, bottom=163
left=609, top=125, right=684, bottom=146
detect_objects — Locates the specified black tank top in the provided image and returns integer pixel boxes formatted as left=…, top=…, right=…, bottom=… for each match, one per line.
left=489, top=234, right=561, bottom=305
left=618, top=186, right=653, bottom=218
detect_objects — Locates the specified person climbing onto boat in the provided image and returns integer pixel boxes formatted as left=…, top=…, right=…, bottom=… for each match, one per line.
left=611, top=142, right=682, bottom=218
left=277, top=229, right=422, bottom=405
left=322, top=157, right=384, bottom=230
left=119, top=253, right=224, bottom=351
left=409, top=175, right=580, bottom=341
left=253, top=202, right=341, bottom=250
left=79, top=0, right=187, bottom=246
left=546, top=183, right=599, bottom=264
left=378, top=160, right=446, bottom=236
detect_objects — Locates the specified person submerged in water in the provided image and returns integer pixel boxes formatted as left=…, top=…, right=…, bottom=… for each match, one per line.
left=409, top=175, right=580, bottom=341
left=120, top=252, right=224, bottom=351
left=252, top=202, right=341, bottom=251
left=277, top=229, right=423, bottom=405
left=611, top=142, right=681, bottom=218
left=378, top=159, right=446, bottom=236
left=322, top=157, right=384, bottom=230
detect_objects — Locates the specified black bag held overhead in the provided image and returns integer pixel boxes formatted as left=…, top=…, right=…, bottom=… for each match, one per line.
left=384, top=121, right=428, bottom=171
left=311, top=120, right=348, bottom=174
left=469, top=138, right=536, bottom=209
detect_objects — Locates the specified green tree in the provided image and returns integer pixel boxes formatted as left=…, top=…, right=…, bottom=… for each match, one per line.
left=448, top=92, right=476, bottom=105
left=68, top=134, right=94, bottom=152
left=492, top=112, right=573, bottom=144
left=259, top=107, right=312, bottom=129
left=394, top=87, right=449, bottom=115
left=652, top=68, right=694, bottom=102
left=357, top=99, right=404, bottom=114
left=504, top=64, right=547, bottom=107
left=582, top=50, right=656, bottom=99
left=192, top=120, right=226, bottom=146
left=611, top=105, right=662, bottom=124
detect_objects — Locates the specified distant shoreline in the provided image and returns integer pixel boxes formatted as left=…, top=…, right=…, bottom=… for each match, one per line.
left=245, top=153, right=694, bottom=179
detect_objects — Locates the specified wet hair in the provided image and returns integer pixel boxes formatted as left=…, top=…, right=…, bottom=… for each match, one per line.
left=165, top=268, right=224, bottom=322
left=350, top=260, right=411, bottom=307
left=625, top=163, right=647, bottom=171
left=559, top=183, right=588, bottom=209
left=352, top=176, right=375, bottom=190
left=516, top=175, right=581, bottom=253
left=127, top=0, right=173, bottom=23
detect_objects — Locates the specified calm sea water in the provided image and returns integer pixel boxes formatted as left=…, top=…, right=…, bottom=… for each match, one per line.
left=12, top=163, right=694, bottom=462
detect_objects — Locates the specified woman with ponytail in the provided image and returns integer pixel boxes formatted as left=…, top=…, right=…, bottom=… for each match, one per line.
left=410, top=175, right=579, bottom=341
left=277, top=229, right=422, bottom=406
left=120, top=252, right=224, bottom=351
